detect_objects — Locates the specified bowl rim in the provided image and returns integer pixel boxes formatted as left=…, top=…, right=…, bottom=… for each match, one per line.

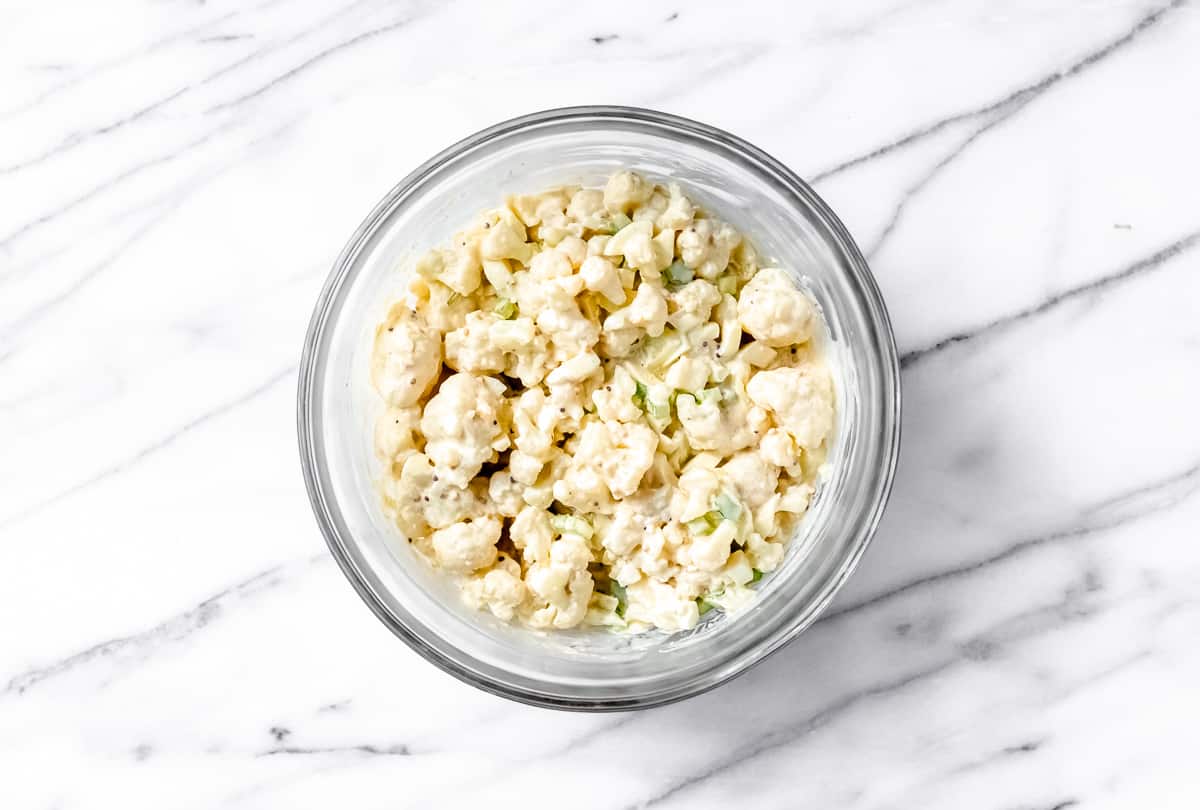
left=297, top=104, right=902, bottom=711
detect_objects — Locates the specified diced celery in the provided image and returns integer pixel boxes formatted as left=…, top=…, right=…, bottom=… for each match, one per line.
left=549, top=514, right=593, bottom=539
left=591, top=593, right=619, bottom=612
left=697, top=596, right=719, bottom=615
left=646, top=396, right=671, bottom=421
left=717, top=275, right=738, bottom=295
left=493, top=298, right=518, bottom=319
left=664, top=260, right=694, bottom=287
left=751, top=568, right=764, bottom=583
left=607, top=214, right=632, bottom=234
left=632, top=381, right=648, bottom=410
left=704, top=510, right=723, bottom=529
left=686, top=516, right=715, bottom=535
left=608, top=581, right=628, bottom=617
left=641, top=330, right=685, bottom=373
left=714, top=492, right=742, bottom=521
left=696, top=387, right=723, bottom=406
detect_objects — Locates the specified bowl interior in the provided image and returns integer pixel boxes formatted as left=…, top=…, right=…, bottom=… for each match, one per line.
left=301, top=109, right=898, bottom=707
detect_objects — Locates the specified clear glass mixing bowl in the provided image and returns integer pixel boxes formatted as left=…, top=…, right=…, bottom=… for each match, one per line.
left=297, top=106, right=900, bottom=710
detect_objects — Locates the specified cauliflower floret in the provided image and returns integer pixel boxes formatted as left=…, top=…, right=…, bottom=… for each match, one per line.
left=564, top=419, right=659, bottom=500
left=390, top=453, right=480, bottom=536
left=375, top=406, right=421, bottom=465
left=625, top=578, right=700, bottom=631
left=407, top=277, right=473, bottom=333
left=603, top=170, right=653, bottom=214
left=592, top=420, right=659, bottom=498
left=737, top=268, right=818, bottom=347
left=445, top=312, right=506, bottom=373
left=604, top=220, right=674, bottom=278
left=415, top=243, right=482, bottom=296
left=431, top=516, right=501, bottom=573
left=600, top=327, right=643, bottom=358
left=511, top=389, right=555, bottom=460
left=779, top=481, right=814, bottom=514
left=746, top=365, right=835, bottom=450
left=745, top=532, right=785, bottom=572
left=421, top=374, right=509, bottom=486
left=489, top=316, right=536, bottom=351
left=580, top=255, right=625, bottom=303
left=677, top=218, right=741, bottom=279
left=524, top=533, right=596, bottom=630
left=603, top=282, right=668, bottom=337
left=480, top=207, right=534, bottom=263
left=509, top=187, right=575, bottom=227
left=511, top=505, right=553, bottom=565
left=462, top=556, right=527, bottom=620
left=760, top=428, right=802, bottom=474
left=632, top=190, right=668, bottom=224
left=488, top=471, right=525, bottom=517
left=592, top=366, right=642, bottom=423
left=657, top=183, right=695, bottom=230
left=372, top=309, right=442, bottom=408
left=670, top=458, right=721, bottom=522
left=553, top=461, right=614, bottom=513
left=667, top=279, right=721, bottom=333
left=687, top=520, right=737, bottom=572
left=665, top=356, right=709, bottom=392
left=675, top=393, right=762, bottom=456
left=555, top=235, right=588, bottom=268
left=720, top=451, right=779, bottom=509
left=567, top=188, right=608, bottom=229
left=586, top=234, right=610, bottom=256
left=601, top=504, right=653, bottom=556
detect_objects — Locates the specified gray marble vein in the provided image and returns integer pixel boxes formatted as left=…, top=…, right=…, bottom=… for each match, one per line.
left=811, top=0, right=1187, bottom=184
left=0, top=363, right=296, bottom=529
left=899, top=226, right=1200, bottom=368
left=2, top=552, right=326, bottom=696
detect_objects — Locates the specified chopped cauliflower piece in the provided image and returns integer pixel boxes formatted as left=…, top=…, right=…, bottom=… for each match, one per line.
left=604, top=170, right=653, bottom=214
left=737, top=267, right=818, bottom=347
left=372, top=308, right=442, bottom=408
left=603, top=281, right=668, bottom=337
left=420, top=373, right=508, bottom=486
left=746, top=365, right=835, bottom=450
left=431, top=517, right=501, bottom=573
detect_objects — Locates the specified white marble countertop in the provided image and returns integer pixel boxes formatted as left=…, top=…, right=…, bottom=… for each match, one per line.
left=3, top=1, right=1199, bottom=807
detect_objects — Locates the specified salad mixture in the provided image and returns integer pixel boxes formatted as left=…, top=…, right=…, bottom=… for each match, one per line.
left=371, top=171, right=835, bottom=632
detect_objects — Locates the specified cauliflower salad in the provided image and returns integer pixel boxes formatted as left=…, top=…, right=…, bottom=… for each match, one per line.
left=371, top=170, right=835, bottom=633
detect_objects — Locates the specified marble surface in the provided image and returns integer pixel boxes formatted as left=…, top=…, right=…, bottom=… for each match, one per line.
left=3, top=0, right=1199, bottom=807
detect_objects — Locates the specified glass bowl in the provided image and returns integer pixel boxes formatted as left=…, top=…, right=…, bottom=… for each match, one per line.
left=297, top=106, right=900, bottom=710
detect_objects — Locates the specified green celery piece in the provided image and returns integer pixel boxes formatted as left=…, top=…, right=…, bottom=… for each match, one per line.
left=664, top=260, right=694, bottom=287
left=607, top=214, right=632, bottom=234
left=703, top=510, right=723, bottom=529
left=549, top=514, right=593, bottom=539
left=751, top=568, right=764, bottom=583
left=714, top=492, right=742, bottom=521
left=609, top=581, right=628, bottom=617
left=697, top=596, right=719, bottom=615
left=646, top=396, right=671, bottom=421
left=686, top=516, right=715, bottom=535
left=493, top=298, right=518, bottom=319
left=632, top=381, right=648, bottom=410
left=717, top=275, right=738, bottom=295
